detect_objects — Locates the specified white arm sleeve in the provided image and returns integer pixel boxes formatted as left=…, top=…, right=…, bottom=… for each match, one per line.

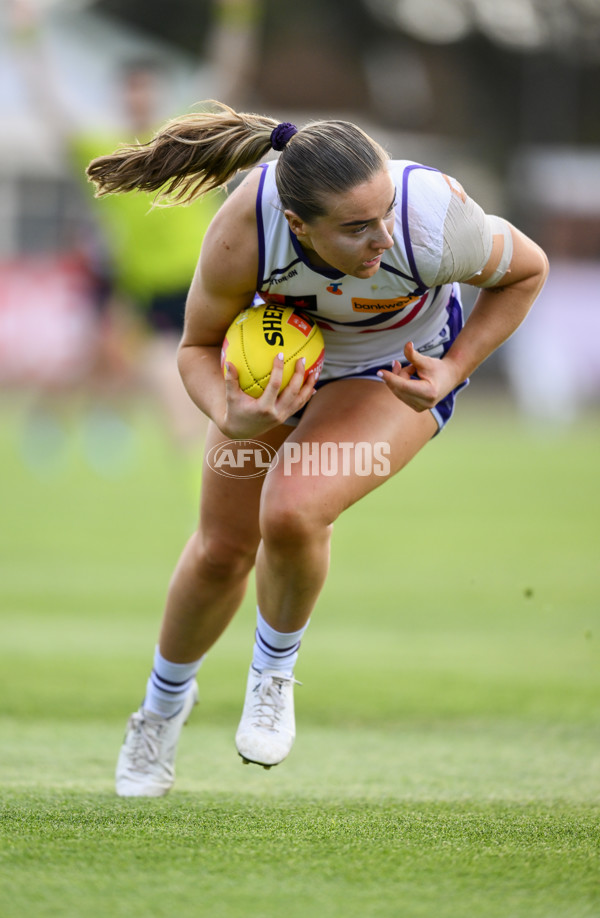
left=430, top=192, right=513, bottom=288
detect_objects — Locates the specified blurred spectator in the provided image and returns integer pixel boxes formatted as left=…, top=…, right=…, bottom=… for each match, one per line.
left=66, top=57, right=223, bottom=452
left=8, top=0, right=223, bottom=466
left=504, top=147, right=600, bottom=428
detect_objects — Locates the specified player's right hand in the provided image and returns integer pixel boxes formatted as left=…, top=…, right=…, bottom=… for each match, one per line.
left=221, top=354, right=316, bottom=439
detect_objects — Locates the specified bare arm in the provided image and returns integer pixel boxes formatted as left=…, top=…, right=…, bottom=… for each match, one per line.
left=378, top=224, right=549, bottom=411
left=177, top=169, right=316, bottom=438
left=443, top=225, right=548, bottom=382
left=176, top=171, right=260, bottom=422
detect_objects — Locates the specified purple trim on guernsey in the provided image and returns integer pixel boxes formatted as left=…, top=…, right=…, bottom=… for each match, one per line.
left=255, top=164, right=269, bottom=291
left=306, top=295, right=428, bottom=329
left=289, top=230, right=345, bottom=280
left=429, top=291, right=469, bottom=433
left=286, top=289, right=468, bottom=434
left=401, top=164, right=439, bottom=294
left=264, top=257, right=303, bottom=286
left=258, top=162, right=439, bottom=291
left=378, top=261, right=416, bottom=283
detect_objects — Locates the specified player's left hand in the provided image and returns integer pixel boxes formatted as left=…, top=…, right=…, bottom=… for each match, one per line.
left=377, top=342, right=461, bottom=412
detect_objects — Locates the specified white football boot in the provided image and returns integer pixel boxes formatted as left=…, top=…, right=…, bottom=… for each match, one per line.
left=115, top=682, right=199, bottom=797
left=235, top=667, right=298, bottom=768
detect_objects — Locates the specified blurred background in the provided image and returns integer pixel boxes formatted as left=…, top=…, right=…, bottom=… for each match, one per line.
left=1, top=10, right=599, bottom=886
left=1, top=0, right=600, bottom=480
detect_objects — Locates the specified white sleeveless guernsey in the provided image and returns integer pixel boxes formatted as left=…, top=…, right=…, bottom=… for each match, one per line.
left=255, top=159, right=468, bottom=382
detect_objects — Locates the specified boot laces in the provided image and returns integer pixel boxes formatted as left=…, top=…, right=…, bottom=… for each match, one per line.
left=251, top=674, right=299, bottom=732
left=127, top=712, right=165, bottom=767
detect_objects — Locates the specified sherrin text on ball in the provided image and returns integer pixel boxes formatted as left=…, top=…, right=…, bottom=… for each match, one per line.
left=221, top=302, right=325, bottom=398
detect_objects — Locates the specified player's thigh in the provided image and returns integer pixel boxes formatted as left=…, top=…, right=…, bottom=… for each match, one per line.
left=198, top=420, right=291, bottom=557
left=262, top=378, right=438, bottom=527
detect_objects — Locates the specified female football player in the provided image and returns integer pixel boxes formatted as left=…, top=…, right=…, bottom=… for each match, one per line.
left=87, top=102, right=548, bottom=795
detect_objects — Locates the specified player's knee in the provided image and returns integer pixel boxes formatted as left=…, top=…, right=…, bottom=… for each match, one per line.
left=260, top=483, right=331, bottom=548
left=192, top=531, right=256, bottom=581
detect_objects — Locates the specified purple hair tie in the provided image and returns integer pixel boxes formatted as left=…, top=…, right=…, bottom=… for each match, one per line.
left=270, top=121, right=298, bottom=151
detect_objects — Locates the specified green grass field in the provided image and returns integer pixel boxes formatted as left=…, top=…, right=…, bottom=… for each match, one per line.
left=1, top=392, right=599, bottom=918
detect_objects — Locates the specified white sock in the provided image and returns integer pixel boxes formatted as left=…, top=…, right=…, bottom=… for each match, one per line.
left=252, top=607, right=309, bottom=677
left=144, top=647, right=203, bottom=718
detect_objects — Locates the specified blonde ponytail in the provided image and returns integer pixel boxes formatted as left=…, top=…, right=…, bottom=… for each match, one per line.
left=86, top=101, right=279, bottom=204
left=86, top=100, right=389, bottom=223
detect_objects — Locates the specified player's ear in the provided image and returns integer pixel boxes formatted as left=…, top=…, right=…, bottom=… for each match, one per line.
left=284, top=210, right=307, bottom=237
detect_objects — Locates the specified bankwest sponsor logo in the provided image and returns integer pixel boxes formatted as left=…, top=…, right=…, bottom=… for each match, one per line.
left=351, top=294, right=420, bottom=313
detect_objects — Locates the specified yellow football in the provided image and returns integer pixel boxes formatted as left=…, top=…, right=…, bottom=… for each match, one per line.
left=221, top=302, right=325, bottom=398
